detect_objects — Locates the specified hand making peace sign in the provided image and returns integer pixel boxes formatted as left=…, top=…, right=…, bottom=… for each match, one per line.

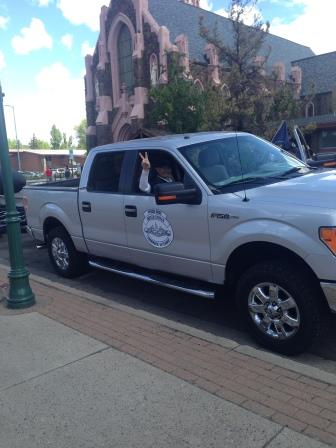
left=139, top=152, right=151, bottom=171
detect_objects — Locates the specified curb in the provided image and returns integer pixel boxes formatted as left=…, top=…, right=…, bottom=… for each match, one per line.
left=2, top=263, right=336, bottom=386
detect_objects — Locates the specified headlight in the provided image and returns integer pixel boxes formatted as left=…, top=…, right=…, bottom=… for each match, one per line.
left=319, top=227, right=336, bottom=255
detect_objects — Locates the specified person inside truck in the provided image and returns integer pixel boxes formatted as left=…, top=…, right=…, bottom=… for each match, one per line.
left=139, top=152, right=176, bottom=193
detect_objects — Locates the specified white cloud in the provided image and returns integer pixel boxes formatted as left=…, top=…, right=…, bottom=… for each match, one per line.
left=199, top=0, right=213, bottom=11
left=0, top=50, right=5, bottom=71
left=270, top=0, right=336, bottom=54
left=214, top=4, right=262, bottom=26
left=5, top=63, right=85, bottom=144
left=56, top=0, right=103, bottom=31
left=11, top=18, right=53, bottom=55
left=81, top=40, right=94, bottom=57
left=61, top=33, right=73, bottom=49
left=215, top=8, right=228, bottom=17
left=0, top=15, right=9, bottom=29
left=35, top=0, right=53, bottom=6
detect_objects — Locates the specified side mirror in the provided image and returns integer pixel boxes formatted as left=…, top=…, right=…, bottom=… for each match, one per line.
left=155, top=182, right=202, bottom=205
left=0, top=170, right=26, bottom=195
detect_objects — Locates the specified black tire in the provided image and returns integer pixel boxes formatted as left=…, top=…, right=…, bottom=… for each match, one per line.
left=47, top=226, right=88, bottom=278
left=236, top=260, right=324, bottom=355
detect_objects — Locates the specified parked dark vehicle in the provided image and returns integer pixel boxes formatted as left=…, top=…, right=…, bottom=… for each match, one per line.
left=0, top=203, right=27, bottom=234
left=0, top=170, right=27, bottom=235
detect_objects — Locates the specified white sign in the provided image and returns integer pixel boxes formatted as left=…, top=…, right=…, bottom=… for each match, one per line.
left=143, top=209, right=174, bottom=248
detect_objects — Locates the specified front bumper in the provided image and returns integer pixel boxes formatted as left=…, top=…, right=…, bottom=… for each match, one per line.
left=321, top=282, right=336, bottom=312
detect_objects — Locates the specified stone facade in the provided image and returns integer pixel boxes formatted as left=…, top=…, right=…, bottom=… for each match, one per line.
left=85, top=0, right=319, bottom=150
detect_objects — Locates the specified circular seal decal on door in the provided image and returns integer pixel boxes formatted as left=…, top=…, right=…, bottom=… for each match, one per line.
left=143, top=209, right=174, bottom=248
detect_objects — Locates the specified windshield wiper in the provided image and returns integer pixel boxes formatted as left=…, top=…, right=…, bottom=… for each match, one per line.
left=220, top=176, right=269, bottom=188
left=280, top=167, right=307, bottom=177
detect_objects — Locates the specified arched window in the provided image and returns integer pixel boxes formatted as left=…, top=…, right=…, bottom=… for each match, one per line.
left=194, top=79, right=204, bottom=92
left=221, top=83, right=230, bottom=99
left=305, top=101, right=315, bottom=118
left=117, top=24, right=134, bottom=94
left=94, top=76, right=99, bottom=110
left=150, top=54, right=159, bottom=86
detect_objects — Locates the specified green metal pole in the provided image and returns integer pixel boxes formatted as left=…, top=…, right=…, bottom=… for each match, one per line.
left=0, top=83, right=35, bottom=309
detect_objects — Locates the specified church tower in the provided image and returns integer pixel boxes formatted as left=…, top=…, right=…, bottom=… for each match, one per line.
left=182, top=0, right=200, bottom=7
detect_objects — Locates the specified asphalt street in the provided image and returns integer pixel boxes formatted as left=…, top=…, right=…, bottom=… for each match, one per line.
left=2, top=233, right=336, bottom=375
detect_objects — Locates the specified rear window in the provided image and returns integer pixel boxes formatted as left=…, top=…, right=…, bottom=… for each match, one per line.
left=88, top=151, right=125, bottom=193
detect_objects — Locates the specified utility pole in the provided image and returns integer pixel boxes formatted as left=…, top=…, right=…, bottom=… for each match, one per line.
left=0, top=82, right=35, bottom=309
left=4, top=104, right=21, bottom=171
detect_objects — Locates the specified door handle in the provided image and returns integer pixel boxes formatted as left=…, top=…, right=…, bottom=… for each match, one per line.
left=82, top=201, right=91, bottom=212
left=125, top=205, right=137, bottom=217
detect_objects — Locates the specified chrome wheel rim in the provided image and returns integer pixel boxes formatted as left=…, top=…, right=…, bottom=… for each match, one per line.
left=51, top=237, right=69, bottom=271
left=248, top=283, right=300, bottom=340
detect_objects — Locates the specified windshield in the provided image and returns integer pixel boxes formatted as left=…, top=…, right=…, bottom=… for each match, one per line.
left=179, top=134, right=307, bottom=189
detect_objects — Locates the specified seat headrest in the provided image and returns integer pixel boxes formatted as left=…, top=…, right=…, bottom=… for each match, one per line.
left=198, top=149, right=221, bottom=167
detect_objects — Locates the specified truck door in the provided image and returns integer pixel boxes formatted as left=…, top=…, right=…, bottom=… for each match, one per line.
left=78, top=150, right=129, bottom=262
left=123, top=150, right=212, bottom=282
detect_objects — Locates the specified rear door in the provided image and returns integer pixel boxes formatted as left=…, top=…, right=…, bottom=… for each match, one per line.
left=123, top=149, right=212, bottom=282
left=78, top=150, right=129, bottom=262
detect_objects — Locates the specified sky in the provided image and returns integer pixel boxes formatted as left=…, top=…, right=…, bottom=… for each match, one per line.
left=0, top=0, right=335, bottom=145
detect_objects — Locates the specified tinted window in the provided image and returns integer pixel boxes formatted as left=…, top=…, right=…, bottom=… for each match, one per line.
left=88, top=151, right=124, bottom=193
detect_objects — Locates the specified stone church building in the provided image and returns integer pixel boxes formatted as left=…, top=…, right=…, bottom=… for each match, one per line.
left=84, top=0, right=334, bottom=151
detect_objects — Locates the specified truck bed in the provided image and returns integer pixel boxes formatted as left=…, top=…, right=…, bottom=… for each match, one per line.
left=24, top=178, right=84, bottom=247
left=25, top=178, right=80, bottom=190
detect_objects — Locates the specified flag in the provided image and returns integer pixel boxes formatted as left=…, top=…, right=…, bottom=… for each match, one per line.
left=272, top=121, right=291, bottom=151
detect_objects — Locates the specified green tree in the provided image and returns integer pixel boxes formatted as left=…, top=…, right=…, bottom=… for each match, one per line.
left=200, top=0, right=271, bottom=132
left=200, top=86, right=229, bottom=131
left=60, top=133, right=74, bottom=149
left=29, top=134, right=38, bottom=149
left=8, top=138, right=20, bottom=149
left=74, top=119, right=87, bottom=149
left=50, top=124, right=62, bottom=149
left=268, top=84, right=300, bottom=121
left=149, top=54, right=205, bottom=133
left=36, top=139, right=50, bottom=149
left=61, top=132, right=67, bottom=149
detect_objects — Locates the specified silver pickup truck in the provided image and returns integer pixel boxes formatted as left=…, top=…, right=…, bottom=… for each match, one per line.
left=24, top=132, right=336, bottom=355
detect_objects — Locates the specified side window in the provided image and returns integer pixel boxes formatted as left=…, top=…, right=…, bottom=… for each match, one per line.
left=132, top=150, right=186, bottom=194
left=88, top=151, right=125, bottom=193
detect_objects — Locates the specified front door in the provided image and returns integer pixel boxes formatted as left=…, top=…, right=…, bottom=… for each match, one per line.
left=124, top=150, right=212, bottom=282
left=78, top=150, right=129, bottom=262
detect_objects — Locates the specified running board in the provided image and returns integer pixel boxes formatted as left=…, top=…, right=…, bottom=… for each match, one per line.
left=89, top=260, right=215, bottom=299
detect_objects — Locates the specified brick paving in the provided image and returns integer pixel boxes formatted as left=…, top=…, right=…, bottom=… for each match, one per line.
left=3, top=274, right=336, bottom=446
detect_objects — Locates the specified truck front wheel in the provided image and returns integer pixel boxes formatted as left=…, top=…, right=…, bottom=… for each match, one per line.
left=47, top=226, right=87, bottom=278
left=237, top=261, right=324, bottom=355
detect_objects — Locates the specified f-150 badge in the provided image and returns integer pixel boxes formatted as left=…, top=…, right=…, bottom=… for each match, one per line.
left=143, top=209, right=174, bottom=248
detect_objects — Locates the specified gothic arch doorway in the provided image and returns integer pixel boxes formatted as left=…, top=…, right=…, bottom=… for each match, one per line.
left=118, top=124, right=132, bottom=141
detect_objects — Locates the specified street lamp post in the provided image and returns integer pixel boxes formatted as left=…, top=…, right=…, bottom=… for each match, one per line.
left=0, top=82, right=35, bottom=309
left=4, top=104, right=21, bottom=171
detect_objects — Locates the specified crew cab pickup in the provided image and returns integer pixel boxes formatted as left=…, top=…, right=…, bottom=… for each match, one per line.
left=24, top=132, right=336, bottom=355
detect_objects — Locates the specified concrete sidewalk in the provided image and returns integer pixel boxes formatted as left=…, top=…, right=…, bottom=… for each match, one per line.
left=0, top=271, right=335, bottom=447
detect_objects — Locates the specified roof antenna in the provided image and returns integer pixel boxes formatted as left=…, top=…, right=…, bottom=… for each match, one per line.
left=235, top=132, right=250, bottom=202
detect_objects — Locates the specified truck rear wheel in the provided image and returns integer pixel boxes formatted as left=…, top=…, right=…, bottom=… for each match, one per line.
left=236, top=261, right=323, bottom=355
left=47, top=226, right=87, bottom=278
